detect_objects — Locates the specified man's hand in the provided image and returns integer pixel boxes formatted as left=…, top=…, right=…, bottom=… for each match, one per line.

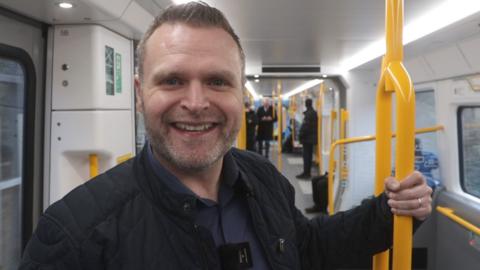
left=384, top=171, right=433, bottom=221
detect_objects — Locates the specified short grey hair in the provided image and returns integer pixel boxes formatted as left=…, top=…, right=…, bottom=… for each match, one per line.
left=136, top=1, right=245, bottom=83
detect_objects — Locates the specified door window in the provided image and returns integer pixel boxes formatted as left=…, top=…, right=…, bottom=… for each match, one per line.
left=0, top=57, right=24, bottom=269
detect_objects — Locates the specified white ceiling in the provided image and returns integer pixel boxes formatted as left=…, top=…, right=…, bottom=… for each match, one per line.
left=1, top=0, right=480, bottom=94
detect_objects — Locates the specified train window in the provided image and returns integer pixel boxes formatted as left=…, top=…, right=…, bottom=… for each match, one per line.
left=0, top=57, right=24, bottom=269
left=458, top=106, right=480, bottom=198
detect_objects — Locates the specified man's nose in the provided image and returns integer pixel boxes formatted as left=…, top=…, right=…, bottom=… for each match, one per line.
left=180, top=81, right=210, bottom=112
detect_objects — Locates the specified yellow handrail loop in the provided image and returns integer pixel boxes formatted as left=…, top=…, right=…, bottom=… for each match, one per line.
left=374, top=1, right=415, bottom=269
left=327, top=125, right=443, bottom=216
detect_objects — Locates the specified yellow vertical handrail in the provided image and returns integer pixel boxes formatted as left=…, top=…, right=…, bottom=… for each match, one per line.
left=327, top=109, right=338, bottom=215
left=330, top=110, right=337, bottom=146
left=237, top=101, right=247, bottom=150
left=317, top=83, right=325, bottom=174
left=339, top=109, right=349, bottom=181
left=277, top=80, right=283, bottom=170
left=89, top=154, right=99, bottom=178
left=373, top=57, right=392, bottom=270
left=375, top=1, right=415, bottom=270
left=291, top=95, right=297, bottom=145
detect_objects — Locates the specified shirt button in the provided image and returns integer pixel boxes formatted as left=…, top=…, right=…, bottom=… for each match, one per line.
left=277, top=238, right=285, bottom=253
left=183, top=202, right=192, bottom=213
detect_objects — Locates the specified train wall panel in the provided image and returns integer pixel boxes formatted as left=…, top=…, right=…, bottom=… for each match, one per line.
left=49, top=110, right=134, bottom=204
left=423, top=45, right=471, bottom=80
left=458, top=34, right=480, bottom=72
left=404, top=57, right=435, bottom=84
left=52, top=25, right=133, bottom=110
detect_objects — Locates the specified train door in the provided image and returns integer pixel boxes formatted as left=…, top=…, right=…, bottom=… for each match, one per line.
left=0, top=9, right=45, bottom=269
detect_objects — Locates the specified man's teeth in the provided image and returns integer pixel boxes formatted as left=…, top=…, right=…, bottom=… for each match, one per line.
left=175, top=123, right=213, bottom=131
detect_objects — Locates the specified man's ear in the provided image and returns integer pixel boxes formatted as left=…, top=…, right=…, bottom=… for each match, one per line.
left=134, top=74, right=144, bottom=113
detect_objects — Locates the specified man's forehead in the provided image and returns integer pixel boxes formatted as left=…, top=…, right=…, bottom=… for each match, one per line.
left=147, top=23, right=235, bottom=51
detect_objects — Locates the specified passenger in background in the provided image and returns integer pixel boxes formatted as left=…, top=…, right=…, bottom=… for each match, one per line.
left=256, top=97, right=276, bottom=158
left=296, top=98, right=318, bottom=179
left=245, top=101, right=258, bottom=152
left=20, top=3, right=433, bottom=270
left=414, top=138, right=440, bottom=188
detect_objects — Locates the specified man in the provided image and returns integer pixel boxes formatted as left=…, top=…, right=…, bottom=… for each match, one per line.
left=20, top=3, right=432, bottom=270
left=245, top=101, right=258, bottom=152
left=256, top=98, right=276, bottom=158
left=296, top=98, right=318, bottom=179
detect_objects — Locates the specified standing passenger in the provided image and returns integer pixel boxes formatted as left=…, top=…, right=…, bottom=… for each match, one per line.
left=20, top=3, right=433, bottom=270
left=245, top=101, right=258, bottom=152
left=296, top=98, right=318, bottom=179
left=256, top=98, right=276, bottom=158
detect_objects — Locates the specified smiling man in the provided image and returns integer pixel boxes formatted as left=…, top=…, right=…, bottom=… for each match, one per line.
left=20, top=2, right=432, bottom=270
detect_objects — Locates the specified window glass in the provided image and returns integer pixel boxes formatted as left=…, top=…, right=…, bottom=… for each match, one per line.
left=459, top=107, right=480, bottom=198
left=0, top=57, right=24, bottom=269
left=415, top=90, right=440, bottom=188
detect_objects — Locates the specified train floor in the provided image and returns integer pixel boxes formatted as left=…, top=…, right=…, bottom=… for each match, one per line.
left=264, top=143, right=319, bottom=219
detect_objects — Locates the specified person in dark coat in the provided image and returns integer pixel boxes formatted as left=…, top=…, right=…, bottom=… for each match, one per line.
left=296, top=98, right=318, bottom=179
left=256, top=98, right=276, bottom=158
left=245, top=101, right=257, bottom=152
left=20, top=3, right=433, bottom=270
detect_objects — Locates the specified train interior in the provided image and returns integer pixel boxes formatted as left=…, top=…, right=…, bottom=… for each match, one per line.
left=1, top=0, right=480, bottom=269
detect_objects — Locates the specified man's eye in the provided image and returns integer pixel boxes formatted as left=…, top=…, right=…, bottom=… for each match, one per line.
left=164, top=78, right=182, bottom=85
left=209, top=78, right=227, bottom=87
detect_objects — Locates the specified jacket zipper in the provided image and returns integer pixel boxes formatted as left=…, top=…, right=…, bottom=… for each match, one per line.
left=246, top=196, right=276, bottom=270
left=193, top=223, right=210, bottom=270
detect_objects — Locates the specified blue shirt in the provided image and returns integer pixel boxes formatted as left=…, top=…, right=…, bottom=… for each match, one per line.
left=147, top=145, right=270, bottom=269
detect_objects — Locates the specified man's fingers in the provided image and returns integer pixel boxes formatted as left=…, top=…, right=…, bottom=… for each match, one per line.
left=388, top=196, right=432, bottom=210
left=398, top=171, right=425, bottom=189
left=384, top=177, right=400, bottom=192
left=390, top=200, right=432, bottom=221
left=387, top=184, right=432, bottom=200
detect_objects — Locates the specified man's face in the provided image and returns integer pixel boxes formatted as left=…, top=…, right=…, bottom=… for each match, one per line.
left=263, top=98, right=270, bottom=107
left=136, top=23, right=243, bottom=172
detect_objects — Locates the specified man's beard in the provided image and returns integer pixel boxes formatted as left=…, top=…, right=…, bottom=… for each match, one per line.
left=143, top=111, right=239, bottom=173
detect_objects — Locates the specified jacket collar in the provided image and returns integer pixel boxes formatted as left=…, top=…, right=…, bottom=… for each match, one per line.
left=134, top=145, right=251, bottom=223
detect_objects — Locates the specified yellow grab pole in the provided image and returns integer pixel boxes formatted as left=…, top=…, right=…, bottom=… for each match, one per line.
left=237, top=100, right=247, bottom=150
left=437, top=206, right=480, bottom=236
left=317, top=83, right=325, bottom=174
left=89, top=154, right=99, bottom=178
left=277, top=80, right=283, bottom=170
left=373, top=57, right=392, bottom=270
left=327, top=109, right=337, bottom=215
left=291, top=95, right=297, bottom=144
left=339, top=109, right=349, bottom=180
left=380, top=1, right=415, bottom=270
left=330, top=110, right=337, bottom=146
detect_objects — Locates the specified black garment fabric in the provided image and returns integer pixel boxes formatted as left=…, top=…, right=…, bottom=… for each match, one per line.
left=246, top=109, right=258, bottom=152
left=256, top=106, right=276, bottom=141
left=311, top=173, right=328, bottom=213
left=20, top=146, right=395, bottom=270
left=298, top=107, right=318, bottom=145
left=302, top=142, right=314, bottom=176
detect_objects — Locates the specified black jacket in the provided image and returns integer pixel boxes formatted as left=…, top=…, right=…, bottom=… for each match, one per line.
left=256, top=106, right=276, bottom=141
left=20, top=147, right=394, bottom=270
left=298, top=107, right=318, bottom=145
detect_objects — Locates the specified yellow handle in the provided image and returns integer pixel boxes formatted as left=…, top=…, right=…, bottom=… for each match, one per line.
left=89, top=154, right=98, bottom=178
left=437, top=206, right=480, bottom=236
